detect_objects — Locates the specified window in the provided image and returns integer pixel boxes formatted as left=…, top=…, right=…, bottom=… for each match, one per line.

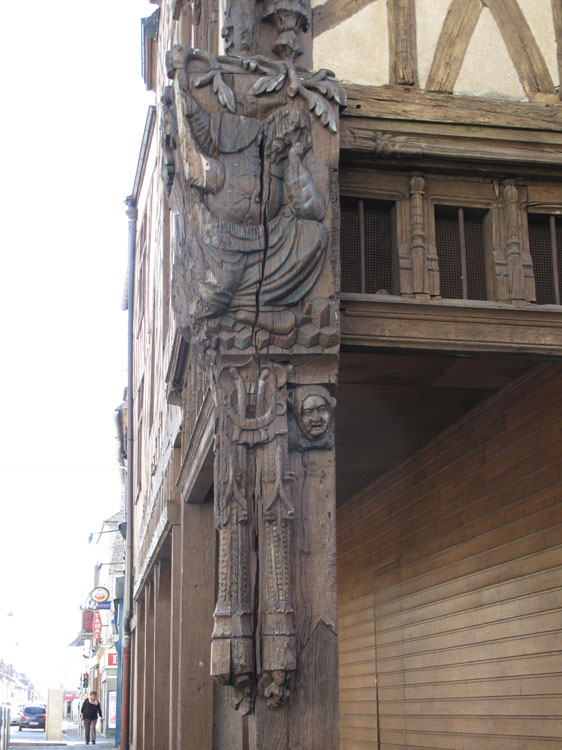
left=528, top=214, right=562, bottom=305
left=340, top=198, right=396, bottom=294
left=136, top=216, right=148, bottom=331
left=434, top=205, right=488, bottom=301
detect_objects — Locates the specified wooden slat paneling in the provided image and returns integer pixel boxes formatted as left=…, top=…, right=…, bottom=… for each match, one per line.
left=337, top=364, right=562, bottom=749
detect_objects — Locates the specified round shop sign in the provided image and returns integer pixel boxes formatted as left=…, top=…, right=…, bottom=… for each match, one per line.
left=90, top=586, right=110, bottom=603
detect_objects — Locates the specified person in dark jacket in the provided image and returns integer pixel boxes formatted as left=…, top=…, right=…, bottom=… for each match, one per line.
left=81, top=691, right=102, bottom=745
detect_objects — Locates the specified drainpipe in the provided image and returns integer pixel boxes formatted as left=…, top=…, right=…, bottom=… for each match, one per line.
left=121, top=197, right=137, bottom=750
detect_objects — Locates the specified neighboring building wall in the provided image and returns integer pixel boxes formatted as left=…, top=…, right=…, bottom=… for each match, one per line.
left=337, top=363, right=562, bottom=750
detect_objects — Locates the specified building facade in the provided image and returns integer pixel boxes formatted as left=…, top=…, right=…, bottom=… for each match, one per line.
left=123, top=1, right=562, bottom=749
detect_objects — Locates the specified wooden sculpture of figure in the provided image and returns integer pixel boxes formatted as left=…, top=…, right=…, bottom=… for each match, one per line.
left=167, top=67, right=327, bottom=343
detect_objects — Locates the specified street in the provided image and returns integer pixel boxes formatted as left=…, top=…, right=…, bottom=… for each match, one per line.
left=11, top=726, right=46, bottom=743
left=9, top=722, right=113, bottom=747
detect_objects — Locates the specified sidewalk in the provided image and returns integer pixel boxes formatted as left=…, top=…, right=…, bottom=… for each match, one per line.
left=10, top=721, right=115, bottom=749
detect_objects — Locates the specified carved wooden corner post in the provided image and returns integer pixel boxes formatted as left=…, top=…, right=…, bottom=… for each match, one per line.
left=161, top=0, right=344, bottom=745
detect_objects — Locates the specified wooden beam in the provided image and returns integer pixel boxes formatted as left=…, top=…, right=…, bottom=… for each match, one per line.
left=131, top=599, right=145, bottom=750
left=312, top=0, right=378, bottom=38
left=388, top=0, right=418, bottom=86
left=487, top=0, right=555, bottom=97
left=339, top=117, right=562, bottom=170
left=153, top=562, right=171, bottom=750
left=426, top=0, right=482, bottom=93
left=342, top=83, right=562, bottom=132
left=169, top=526, right=181, bottom=750
left=143, top=579, right=154, bottom=750
left=177, top=502, right=215, bottom=750
left=553, top=0, right=562, bottom=99
left=340, top=294, right=562, bottom=356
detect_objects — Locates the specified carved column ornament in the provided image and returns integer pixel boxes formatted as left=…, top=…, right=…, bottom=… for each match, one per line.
left=499, top=180, right=536, bottom=304
left=162, top=9, right=342, bottom=725
left=409, top=172, right=427, bottom=296
left=261, top=0, right=311, bottom=60
left=406, top=172, right=438, bottom=298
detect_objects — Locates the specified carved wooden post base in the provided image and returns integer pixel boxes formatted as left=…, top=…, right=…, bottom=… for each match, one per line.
left=208, top=354, right=338, bottom=726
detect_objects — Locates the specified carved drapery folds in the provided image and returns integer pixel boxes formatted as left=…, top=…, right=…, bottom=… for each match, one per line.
left=213, top=360, right=295, bottom=711
left=163, top=32, right=341, bottom=715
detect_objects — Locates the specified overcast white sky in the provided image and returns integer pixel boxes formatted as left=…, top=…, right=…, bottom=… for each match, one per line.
left=0, top=1, right=156, bottom=693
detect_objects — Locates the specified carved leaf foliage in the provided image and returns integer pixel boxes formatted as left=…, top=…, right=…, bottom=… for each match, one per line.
left=194, top=69, right=217, bottom=88
left=212, top=71, right=236, bottom=113
left=297, top=88, right=337, bottom=132
left=304, top=76, right=344, bottom=107
left=239, top=56, right=278, bottom=74
left=251, top=72, right=287, bottom=95
left=184, top=51, right=342, bottom=130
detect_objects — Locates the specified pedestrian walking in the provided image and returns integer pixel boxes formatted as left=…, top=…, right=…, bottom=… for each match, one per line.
left=81, top=691, right=102, bottom=745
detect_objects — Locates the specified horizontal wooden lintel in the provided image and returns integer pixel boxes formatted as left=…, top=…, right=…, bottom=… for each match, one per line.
left=340, top=117, right=562, bottom=169
left=341, top=294, right=562, bottom=357
left=342, top=83, right=562, bottom=133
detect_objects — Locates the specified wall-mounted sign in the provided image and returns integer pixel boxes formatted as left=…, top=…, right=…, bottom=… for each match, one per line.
left=107, top=691, right=117, bottom=730
left=93, top=611, right=102, bottom=641
left=82, top=610, right=94, bottom=635
left=85, top=600, right=111, bottom=610
left=90, top=586, right=110, bottom=603
left=107, top=652, right=118, bottom=667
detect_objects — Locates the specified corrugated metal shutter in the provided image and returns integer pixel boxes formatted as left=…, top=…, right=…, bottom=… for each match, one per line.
left=338, top=364, right=562, bottom=750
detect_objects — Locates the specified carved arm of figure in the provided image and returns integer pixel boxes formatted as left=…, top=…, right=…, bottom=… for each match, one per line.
left=173, top=69, right=225, bottom=194
left=284, top=143, right=324, bottom=222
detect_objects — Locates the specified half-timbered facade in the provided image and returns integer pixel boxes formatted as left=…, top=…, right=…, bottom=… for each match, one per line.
left=123, top=2, right=562, bottom=749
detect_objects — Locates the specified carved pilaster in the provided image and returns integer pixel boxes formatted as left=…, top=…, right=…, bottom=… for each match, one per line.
left=409, top=172, right=427, bottom=296
left=501, top=180, right=529, bottom=303
left=406, top=172, right=438, bottom=298
left=162, top=33, right=342, bottom=735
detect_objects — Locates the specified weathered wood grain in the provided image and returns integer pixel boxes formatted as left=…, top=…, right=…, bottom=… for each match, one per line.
left=488, top=0, right=555, bottom=97
left=553, top=0, right=562, bottom=100
left=387, top=0, right=418, bottom=87
left=342, top=83, right=562, bottom=131
left=312, top=0, right=378, bottom=38
left=426, top=0, right=481, bottom=93
left=152, top=562, right=171, bottom=750
left=340, top=294, right=562, bottom=355
left=177, top=502, right=215, bottom=750
left=142, top=579, right=154, bottom=750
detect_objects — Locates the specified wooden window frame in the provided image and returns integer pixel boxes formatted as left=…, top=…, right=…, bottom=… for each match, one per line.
left=527, top=209, right=562, bottom=305
left=340, top=194, right=399, bottom=295
left=430, top=201, right=495, bottom=302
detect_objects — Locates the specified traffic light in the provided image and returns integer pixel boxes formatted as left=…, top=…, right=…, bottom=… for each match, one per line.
left=83, top=673, right=89, bottom=689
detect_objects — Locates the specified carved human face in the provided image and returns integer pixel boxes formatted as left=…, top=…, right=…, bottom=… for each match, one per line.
left=300, top=394, right=331, bottom=438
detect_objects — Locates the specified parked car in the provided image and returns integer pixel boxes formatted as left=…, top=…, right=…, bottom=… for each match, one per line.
left=18, top=706, right=46, bottom=730
left=10, top=707, right=22, bottom=726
